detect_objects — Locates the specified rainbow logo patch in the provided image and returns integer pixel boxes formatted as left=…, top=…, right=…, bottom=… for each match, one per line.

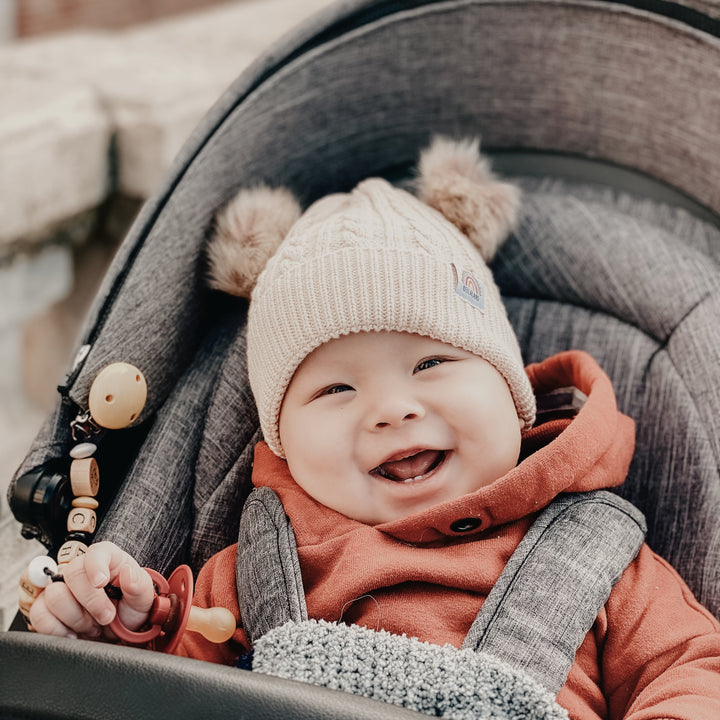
left=453, top=265, right=485, bottom=311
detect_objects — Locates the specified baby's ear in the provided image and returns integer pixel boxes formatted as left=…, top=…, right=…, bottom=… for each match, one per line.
left=207, top=185, right=302, bottom=298
left=416, top=136, right=520, bottom=261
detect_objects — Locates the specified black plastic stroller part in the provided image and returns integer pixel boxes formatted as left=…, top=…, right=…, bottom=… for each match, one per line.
left=9, top=460, right=72, bottom=551
left=0, top=632, right=422, bottom=720
left=10, top=415, right=150, bottom=553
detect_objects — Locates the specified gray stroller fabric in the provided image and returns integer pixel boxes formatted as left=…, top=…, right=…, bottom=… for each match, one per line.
left=499, top=179, right=720, bottom=615
left=462, top=491, right=646, bottom=694
left=237, top=486, right=308, bottom=643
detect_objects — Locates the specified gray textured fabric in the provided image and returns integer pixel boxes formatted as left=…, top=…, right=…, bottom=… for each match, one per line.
left=237, top=487, right=308, bottom=643
left=78, top=302, right=260, bottom=572
left=92, top=306, right=245, bottom=573
left=496, top=183, right=720, bottom=346
left=191, top=426, right=262, bottom=571
left=504, top=297, right=720, bottom=616
left=253, top=619, right=569, bottom=720
left=190, top=302, right=260, bottom=570
left=494, top=180, right=720, bottom=617
left=463, top=492, right=646, bottom=694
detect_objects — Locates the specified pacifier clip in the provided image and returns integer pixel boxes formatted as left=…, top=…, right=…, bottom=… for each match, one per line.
left=18, top=362, right=235, bottom=651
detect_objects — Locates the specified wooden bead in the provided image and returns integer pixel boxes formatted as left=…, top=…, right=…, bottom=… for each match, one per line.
left=88, top=363, right=147, bottom=429
left=19, top=570, right=41, bottom=598
left=57, top=539, right=88, bottom=566
left=70, top=458, right=99, bottom=497
left=18, top=586, right=36, bottom=615
left=70, top=442, right=97, bottom=459
left=72, top=495, right=99, bottom=510
left=67, top=508, right=97, bottom=534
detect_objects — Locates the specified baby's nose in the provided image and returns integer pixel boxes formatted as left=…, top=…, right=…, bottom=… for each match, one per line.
left=370, top=392, right=425, bottom=429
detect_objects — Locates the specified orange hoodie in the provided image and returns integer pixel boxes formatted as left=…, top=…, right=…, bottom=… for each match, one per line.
left=179, top=350, right=720, bottom=719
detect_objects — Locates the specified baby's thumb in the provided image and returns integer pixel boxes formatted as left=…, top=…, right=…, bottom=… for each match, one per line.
left=116, top=563, right=155, bottom=631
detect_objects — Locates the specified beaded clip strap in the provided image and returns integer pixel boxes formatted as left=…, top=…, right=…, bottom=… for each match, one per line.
left=18, top=363, right=235, bottom=649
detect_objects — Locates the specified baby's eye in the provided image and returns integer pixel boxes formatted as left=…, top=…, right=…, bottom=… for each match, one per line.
left=414, top=357, right=445, bottom=373
left=324, top=384, right=354, bottom=395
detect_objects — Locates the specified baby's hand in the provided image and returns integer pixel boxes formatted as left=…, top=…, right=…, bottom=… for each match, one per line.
left=29, top=541, right=155, bottom=640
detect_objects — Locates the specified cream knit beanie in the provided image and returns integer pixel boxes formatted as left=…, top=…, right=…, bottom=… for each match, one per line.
left=208, top=137, right=536, bottom=457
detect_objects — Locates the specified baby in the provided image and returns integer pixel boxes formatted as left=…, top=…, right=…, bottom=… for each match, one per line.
left=28, top=138, right=720, bottom=719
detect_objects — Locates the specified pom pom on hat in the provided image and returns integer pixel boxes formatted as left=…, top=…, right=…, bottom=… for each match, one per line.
left=416, top=136, right=521, bottom=261
left=207, top=185, right=302, bottom=298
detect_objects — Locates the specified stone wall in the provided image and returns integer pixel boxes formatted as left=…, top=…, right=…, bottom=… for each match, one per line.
left=14, top=0, right=232, bottom=38
left=1, top=0, right=333, bottom=630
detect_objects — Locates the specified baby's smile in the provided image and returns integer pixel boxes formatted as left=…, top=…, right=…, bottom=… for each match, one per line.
left=370, top=449, right=448, bottom=483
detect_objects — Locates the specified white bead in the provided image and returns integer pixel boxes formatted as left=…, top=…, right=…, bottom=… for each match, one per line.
left=70, top=442, right=97, bottom=459
left=27, top=556, right=59, bottom=588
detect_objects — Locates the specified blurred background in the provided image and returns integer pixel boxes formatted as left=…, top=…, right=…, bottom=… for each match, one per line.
left=0, top=0, right=332, bottom=628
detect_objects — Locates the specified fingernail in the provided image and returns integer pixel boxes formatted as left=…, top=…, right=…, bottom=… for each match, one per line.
left=93, top=572, right=109, bottom=588
left=65, top=631, right=77, bottom=640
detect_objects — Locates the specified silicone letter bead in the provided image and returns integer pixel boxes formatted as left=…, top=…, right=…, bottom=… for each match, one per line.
left=27, top=556, right=58, bottom=588
left=70, top=458, right=100, bottom=497
left=88, top=363, right=147, bottom=429
left=57, top=540, right=88, bottom=566
left=67, top=508, right=97, bottom=534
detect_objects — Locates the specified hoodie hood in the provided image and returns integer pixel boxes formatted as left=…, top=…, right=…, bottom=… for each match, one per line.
left=252, top=350, right=635, bottom=544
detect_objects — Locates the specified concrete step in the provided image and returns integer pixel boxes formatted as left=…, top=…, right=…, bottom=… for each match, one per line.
left=0, top=0, right=334, bottom=249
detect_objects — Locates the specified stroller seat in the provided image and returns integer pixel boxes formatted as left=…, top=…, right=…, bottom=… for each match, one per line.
left=3, top=0, right=719, bottom=718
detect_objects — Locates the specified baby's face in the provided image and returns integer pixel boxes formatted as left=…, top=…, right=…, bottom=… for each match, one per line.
left=278, top=331, right=523, bottom=525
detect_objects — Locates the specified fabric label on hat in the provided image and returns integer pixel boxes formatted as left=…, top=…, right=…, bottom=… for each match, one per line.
left=452, top=265, right=485, bottom=312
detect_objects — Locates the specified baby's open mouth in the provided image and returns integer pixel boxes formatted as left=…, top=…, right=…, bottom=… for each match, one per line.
left=371, top=449, right=446, bottom=483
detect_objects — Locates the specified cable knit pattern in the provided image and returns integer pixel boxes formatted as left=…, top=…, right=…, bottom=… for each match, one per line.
left=253, top=619, right=568, bottom=720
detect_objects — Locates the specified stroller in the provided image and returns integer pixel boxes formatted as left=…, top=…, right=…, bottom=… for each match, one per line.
left=3, top=0, right=719, bottom=717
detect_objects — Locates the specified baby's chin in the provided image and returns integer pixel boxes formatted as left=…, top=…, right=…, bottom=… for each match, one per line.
left=354, top=493, right=467, bottom=527
left=360, top=474, right=508, bottom=526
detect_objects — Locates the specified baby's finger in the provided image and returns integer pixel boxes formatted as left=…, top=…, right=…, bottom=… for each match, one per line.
left=116, top=564, right=155, bottom=631
left=61, top=553, right=117, bottom=626
left=82, top=541, right=134, bottom=589
left=28, top=591, right=75, bottom=638
left=29, top=584, right=100, bottom=639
